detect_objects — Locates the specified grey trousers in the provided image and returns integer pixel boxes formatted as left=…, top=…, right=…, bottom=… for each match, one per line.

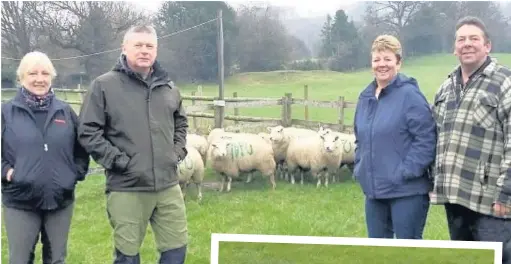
left=3, top=203, right=74, bottom=264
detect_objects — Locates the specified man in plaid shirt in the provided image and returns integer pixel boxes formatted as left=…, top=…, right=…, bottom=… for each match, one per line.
left=430, top=16, right=511, bottom=262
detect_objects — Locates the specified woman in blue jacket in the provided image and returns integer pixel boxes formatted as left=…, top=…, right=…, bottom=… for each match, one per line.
left=1, top=51, right=90, bottom=263
left=353, top=35, right=436, bottom=239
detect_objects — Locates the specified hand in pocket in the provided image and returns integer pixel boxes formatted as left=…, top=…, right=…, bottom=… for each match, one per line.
left=7, top=168, right=14, bottom=182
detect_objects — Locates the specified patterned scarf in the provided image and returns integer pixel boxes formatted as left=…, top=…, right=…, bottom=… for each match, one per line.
left=20, top=86, right=55, bottom=110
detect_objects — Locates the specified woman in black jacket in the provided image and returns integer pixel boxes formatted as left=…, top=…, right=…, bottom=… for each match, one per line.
left=1, top=51, right=90, bottom=263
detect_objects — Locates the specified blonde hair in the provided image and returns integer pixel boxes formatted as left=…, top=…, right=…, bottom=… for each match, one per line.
left=16, top=51, right=57, bottom=82
left=371, top=35, right=402, bottom=62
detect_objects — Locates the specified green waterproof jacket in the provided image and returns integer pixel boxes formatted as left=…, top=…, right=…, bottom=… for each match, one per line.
left=78, top=55, right=188, bottom=192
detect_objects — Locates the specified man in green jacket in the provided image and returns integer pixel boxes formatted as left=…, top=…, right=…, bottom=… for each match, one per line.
left=78, top=25, right=189, bottom=264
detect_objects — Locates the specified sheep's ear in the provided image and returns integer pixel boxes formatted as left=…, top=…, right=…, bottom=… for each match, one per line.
left=267, top=126, right=272, bottom=132
left=208, top=125, right=212, bottom=133
left=335, top=135, right=339, bottom=141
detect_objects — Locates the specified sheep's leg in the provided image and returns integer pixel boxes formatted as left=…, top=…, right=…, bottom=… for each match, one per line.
left=300, top=171, right=304, bottom=185
left=246, top=173, right=252, bottom=183
left=180, top=183, right=187, bottom=199
left=316, top=173, right=321, bottom=188
left=219, top=175, right=225, bottom=192
left=197, top=182, right=203, bottom=202
left=290, top=171, right=295, bottom=184
left=269, top=173, right=276, bottom=190
left=325, top=172, right=329, bottom=188
left=284, top=164, right=289, bottom=181
left=227, top=176, right=232, bottom=192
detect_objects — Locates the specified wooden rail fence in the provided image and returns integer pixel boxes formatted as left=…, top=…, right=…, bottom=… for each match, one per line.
left=1, top=85, right=356, bottom=133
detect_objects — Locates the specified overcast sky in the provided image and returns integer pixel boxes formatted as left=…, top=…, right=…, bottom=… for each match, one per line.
left=128, top=0, right=358, bottom=18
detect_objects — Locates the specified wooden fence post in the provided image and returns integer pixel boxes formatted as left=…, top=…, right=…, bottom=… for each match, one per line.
left=304, top=84, right=309, bottom=121
left=191, top=91, right=197, bottom=131
left=233, top=92, right=239, bottom=126
left=281, top=93, right=292, bottom=127
left=338, top=96, right=345, bottom=132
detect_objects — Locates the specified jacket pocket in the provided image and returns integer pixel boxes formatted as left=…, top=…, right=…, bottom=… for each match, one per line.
left=2, top=180, right=36, bottom=203
left=123, top=153, right=143, bottom=176
left=478, top=161, right=489, bottom=189
left=433, top=92, right=448, bottom=129
left=473, top=93, right=499, bottom=129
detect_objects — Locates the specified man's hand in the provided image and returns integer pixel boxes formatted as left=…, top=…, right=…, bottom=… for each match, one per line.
left=494, top=202, right=511, bottom=217
left=6, top=168, right=13, bottom=182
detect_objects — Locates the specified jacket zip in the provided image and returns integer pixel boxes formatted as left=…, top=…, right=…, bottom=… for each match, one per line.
left=15, top=103, right=59, bottom=209
left=146, top=86, right=157, bottom=191
left=369, top=97, right=379, bottom=199
left=443, top=74, right=479, bottom=198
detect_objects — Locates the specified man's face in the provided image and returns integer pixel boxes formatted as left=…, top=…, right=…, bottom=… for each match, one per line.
left=122, top=32, right=158, bottom=71
left=454, top=24, right=491, bottom=68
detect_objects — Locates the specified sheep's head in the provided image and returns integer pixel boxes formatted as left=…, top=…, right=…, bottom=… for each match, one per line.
left=318, top=126, right=333, bottom=137
left=321, top=133, right=341, bottom=153
left=209, top=138, right=231, bottom=159
left=258, top=132, right=271, bottom=144
left=267, top=125, right=285, bottom=143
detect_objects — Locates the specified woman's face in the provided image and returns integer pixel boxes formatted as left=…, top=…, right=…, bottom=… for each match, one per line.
left=21, top=63, right=52, bottom=96
left=371, top=49, right=401, bottom=85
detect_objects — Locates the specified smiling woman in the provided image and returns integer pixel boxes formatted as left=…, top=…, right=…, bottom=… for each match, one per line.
left=1, top=51, right=90, bottom=263
left=352, top=34, right=437, bottom=240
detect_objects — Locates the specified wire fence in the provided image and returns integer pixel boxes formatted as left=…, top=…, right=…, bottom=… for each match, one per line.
left=1, top=17, right=218, bottom=61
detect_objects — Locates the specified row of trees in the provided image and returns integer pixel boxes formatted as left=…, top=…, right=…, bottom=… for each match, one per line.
left=2, top=1, right=510, bottom=86
left=317, top=1, right=511, bottom=71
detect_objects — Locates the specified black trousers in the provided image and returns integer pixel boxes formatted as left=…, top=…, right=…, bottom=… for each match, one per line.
left=445, top=203, right=511, bottom=264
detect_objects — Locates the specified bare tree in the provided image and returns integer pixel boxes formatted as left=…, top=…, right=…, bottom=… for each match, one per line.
left=365, top=1, right=424, bottom=38
left=1, top=1, right=47, bottom=58
left=34, top=1, right=148, bottom=79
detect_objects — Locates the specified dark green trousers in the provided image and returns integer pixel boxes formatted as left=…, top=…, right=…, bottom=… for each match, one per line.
left=106, top=184, right=188, bottom=256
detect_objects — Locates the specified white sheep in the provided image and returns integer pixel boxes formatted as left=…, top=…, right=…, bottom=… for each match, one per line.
left=207, top=127, right=262, bottom=145
left=186, top=133, right=209, bottom=165
left=257, top=132, right=272, bottom=145
left=208, top=135, right=276, bottom=192
left=267, top=125, right=318, bottom=180
left=177, top=146, right=205, bottom=202
left=318, top=126, right=356, bottom=173
left=285, top=132, right=344, bottom=188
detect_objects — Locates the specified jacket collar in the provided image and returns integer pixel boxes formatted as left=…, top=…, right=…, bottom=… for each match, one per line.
left=360, top=73, right=401, bottom=98
left=112, top=54, right=171, bottom=87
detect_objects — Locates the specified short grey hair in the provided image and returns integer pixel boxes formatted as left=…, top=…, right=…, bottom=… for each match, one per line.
left=122, top=25, right=158, bottom=45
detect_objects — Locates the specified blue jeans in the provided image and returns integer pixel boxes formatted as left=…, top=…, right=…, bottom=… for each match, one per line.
left=364, top=194, right=430, bottom=239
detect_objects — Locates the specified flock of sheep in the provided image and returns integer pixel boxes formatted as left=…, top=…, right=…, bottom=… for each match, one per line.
left=177, top=125, right=356, bottom=201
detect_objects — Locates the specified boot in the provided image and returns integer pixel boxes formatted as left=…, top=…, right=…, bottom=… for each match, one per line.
left=159, top=245, right=187, bottom=264
left=113, top=248, right=140, bottom=264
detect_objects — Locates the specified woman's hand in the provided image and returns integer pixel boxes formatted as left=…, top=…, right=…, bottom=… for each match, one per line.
left=6, top=168, right=13, bottom=182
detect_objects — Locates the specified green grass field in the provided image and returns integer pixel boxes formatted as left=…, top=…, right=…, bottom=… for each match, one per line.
left=219, top=242, right=495, bottom=264
left=2, top=53, right=511, bottom=263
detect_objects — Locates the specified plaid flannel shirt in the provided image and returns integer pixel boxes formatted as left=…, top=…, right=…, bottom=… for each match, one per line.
left=430, top=57, right=511, bottom=218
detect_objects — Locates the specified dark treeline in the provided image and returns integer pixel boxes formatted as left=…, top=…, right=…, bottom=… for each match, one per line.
left=2, top=1, right=510, bottom=87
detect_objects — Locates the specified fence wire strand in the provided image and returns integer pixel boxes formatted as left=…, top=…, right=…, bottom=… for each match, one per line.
left=1, top=17, right=218, bottom=61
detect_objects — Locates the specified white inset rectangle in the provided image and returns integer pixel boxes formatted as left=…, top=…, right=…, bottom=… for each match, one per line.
left=210, top=233, right=502, bottom=264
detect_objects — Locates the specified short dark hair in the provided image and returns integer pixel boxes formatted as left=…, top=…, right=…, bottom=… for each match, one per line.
left=455, top=16, right=490, bottom=43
